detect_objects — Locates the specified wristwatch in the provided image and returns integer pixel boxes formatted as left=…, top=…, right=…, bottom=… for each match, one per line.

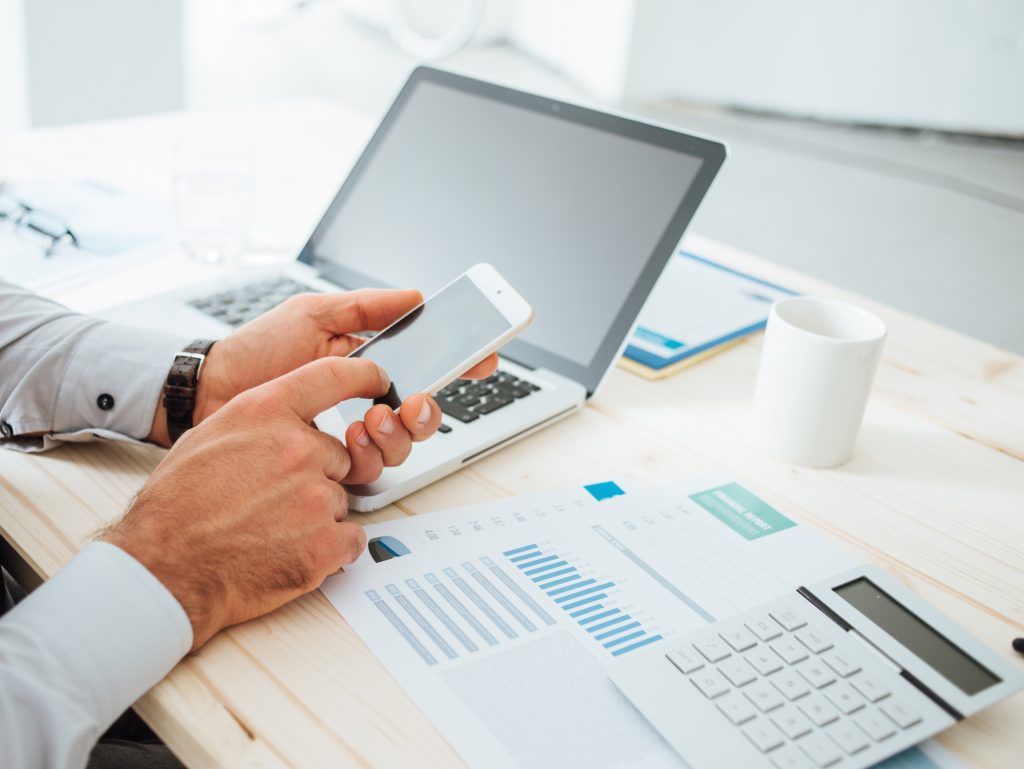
left=163, top=339, right=217, bottom=444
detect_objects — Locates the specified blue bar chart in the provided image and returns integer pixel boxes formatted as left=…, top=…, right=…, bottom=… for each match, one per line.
left=503, top=544, right=663, bottom=657
left=364, top=554, right=559, bottom=666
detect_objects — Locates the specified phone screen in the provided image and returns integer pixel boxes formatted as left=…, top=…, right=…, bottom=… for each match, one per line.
left=339, top=276, right=512, bottom=417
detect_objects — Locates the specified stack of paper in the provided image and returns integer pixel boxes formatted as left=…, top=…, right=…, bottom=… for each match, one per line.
left=622, top=251, right=796, bottom=380
left=320, top=476, right=961, bottom=769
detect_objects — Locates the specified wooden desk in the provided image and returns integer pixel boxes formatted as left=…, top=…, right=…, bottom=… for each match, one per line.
left=1, top=104, right=1022, bottom=769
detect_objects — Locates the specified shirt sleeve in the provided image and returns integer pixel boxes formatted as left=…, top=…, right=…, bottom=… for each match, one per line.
left=0, top=541, right=193, bottom=769
left=0, top=280, right=190, bottom=452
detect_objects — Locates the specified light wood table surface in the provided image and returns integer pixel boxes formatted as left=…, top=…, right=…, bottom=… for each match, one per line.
left=1, top=103, right=1022, bottom=769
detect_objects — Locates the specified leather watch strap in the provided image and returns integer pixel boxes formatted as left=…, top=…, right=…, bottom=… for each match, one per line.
left=164, top=339, right=217, bottom=445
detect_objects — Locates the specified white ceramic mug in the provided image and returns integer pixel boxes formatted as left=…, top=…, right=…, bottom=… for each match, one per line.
left=749, top=297, right=887, bottom=467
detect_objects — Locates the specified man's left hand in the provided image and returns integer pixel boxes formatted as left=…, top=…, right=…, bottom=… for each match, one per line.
left=148, top=289, right=498, bottom=481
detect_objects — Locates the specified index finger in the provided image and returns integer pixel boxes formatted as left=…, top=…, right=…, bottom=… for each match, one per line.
left=258, top=357, right=389, bottom=423
left=459, top=353, right=499, bottom=380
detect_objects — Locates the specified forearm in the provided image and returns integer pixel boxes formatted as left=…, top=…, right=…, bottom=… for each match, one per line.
left=0, top=542, right=192, bottom=769
left=0, top=280, right=188, bottom=451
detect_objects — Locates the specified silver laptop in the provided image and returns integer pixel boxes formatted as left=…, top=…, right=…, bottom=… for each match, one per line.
left=103, top=67, right=727, bottom=511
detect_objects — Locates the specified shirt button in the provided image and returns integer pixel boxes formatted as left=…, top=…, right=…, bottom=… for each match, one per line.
left=97, top=393, right=115, bottom=411
left=1, top=421, right=13, bottom=438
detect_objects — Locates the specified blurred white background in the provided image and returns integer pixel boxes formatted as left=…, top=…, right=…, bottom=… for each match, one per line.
left=2, top=0, right=1023, bottom=350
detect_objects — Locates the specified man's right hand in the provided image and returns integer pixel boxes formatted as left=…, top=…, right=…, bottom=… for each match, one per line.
left=103, top=356, right=390, bottom=649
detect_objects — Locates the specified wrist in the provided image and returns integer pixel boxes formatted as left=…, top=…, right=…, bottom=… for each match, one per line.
left=102, top=523, right=221, bottom=650
left=148, top=340, right=222, bottom=447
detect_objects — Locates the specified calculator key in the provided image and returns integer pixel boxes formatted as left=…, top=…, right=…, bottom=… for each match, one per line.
left=854, top=709, right=897, bottom=741
left=744, top=680, right=786, bottom=712
left=880, top=699, right=922, bottom=729
left=771, top=638, right=810, bottom=665
left=850, top=675, right=890, bottom=703
left=797, top=694, right=840, bottom=727
left=747, top=648, right=785, bottom=676
left=690, top=668, right=731, bottom=699
left=771, top=608, right=807, bottom=631
left=825, top=721, right=870, bottom=755
left=825, top=682, right=865, bottom=714
left=719, top=658, right=757, bottom=687
left=799, top=733, right=843, bottom=767
left=720, top=624, right=758, bottom=652
left=771, top=669, right=811, bottom=701
left=822, top=651, right=861, bottom=678
left=747, top=615, right=784, bottom=641
left=771, top=707, right=814, bottom=739
left=796, top=629, right=834, bottom=654
left=694, top=638, right=732, bottom=663
left=716, top=693, right=757, bottom=725
left=771, top=746, right=816, bottom=769
left=667, top=648, right=705, bottom=674
left=742, top=719, right=786, bottom=752
left=796, top=660, right=837, bottom=690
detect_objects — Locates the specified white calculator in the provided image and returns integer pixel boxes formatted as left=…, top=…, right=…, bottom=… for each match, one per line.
left=609, top=566, right=1023, bottom=769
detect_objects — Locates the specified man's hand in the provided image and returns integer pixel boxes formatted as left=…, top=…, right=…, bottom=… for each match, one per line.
left=107, top=357, right=388, bottom=649
left=148, top=290, right=498, bottom=478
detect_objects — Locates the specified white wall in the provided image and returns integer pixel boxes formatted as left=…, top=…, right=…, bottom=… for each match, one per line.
left=0, top=0, right=30, bottom=132
left=22, top=0, right=183, bottom=127
left=624, top=0, right=1024, bottom=135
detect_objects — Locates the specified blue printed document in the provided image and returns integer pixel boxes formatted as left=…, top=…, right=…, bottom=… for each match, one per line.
left=625, top=251, right=796, bottom=371
left=321, top=475, right=867, bottom=769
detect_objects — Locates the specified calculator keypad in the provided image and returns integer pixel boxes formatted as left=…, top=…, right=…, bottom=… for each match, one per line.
left=663, top=600, right=923, bottom=766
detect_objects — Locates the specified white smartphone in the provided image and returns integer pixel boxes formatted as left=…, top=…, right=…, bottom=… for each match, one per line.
left=315, top=263, right=534, bottom=431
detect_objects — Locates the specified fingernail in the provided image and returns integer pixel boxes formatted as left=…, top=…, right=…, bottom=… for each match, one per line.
left=377, top=411, right=394, bottom=435
left=356, top=427, right=371, bottom=447
left=417, top=400, right=432, bottom=425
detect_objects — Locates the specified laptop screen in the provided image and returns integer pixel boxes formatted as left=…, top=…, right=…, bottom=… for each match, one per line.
left=301, top=68, right=726, bottom=394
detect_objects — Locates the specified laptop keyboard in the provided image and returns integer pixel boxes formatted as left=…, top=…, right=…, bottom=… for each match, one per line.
left=187, top=276, right=541, bottom=433
left=435, top=372, right=539, bottom=430
left=187, top=276, right=311, bottom=328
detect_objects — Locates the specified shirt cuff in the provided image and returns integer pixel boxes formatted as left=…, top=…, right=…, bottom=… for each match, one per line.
left=53, top=322, right=189, bottom=442
left=1, top=541, right=193, bottom=727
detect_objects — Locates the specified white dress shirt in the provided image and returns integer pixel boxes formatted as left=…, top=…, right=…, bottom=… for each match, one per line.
left=1, top=280, right=196, bottom=768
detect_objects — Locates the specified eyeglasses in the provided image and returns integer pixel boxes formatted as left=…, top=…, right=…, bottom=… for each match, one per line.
left=0, top=184, right=80, bottom=257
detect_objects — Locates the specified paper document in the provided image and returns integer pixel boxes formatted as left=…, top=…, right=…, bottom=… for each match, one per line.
left=323, top=474, right=883, bottom=769
left=625, top=251, right=795, bottom=371
left=0, top=179, right=170, bottom=295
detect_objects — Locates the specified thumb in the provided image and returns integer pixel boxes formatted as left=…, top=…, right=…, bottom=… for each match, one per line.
left=261, top=357, right=390, bottom=423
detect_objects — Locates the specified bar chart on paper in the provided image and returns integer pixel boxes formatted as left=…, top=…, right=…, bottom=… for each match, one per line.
left=364, top=553, right=561, bottom=667
left=504, top=543, right=664, bottom=657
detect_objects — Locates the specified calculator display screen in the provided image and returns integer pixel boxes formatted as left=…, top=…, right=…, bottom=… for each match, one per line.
left=834, top=578, right=1000, bottom=696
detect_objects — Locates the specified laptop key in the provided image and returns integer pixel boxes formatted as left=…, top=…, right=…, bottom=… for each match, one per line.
left=438, top=399, right=479, bottom=423
left=473, top=396, right=514, bottom=415
left=437, top=423, right=452, bottom=434
left=455, top=394, right=481, bottom=407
